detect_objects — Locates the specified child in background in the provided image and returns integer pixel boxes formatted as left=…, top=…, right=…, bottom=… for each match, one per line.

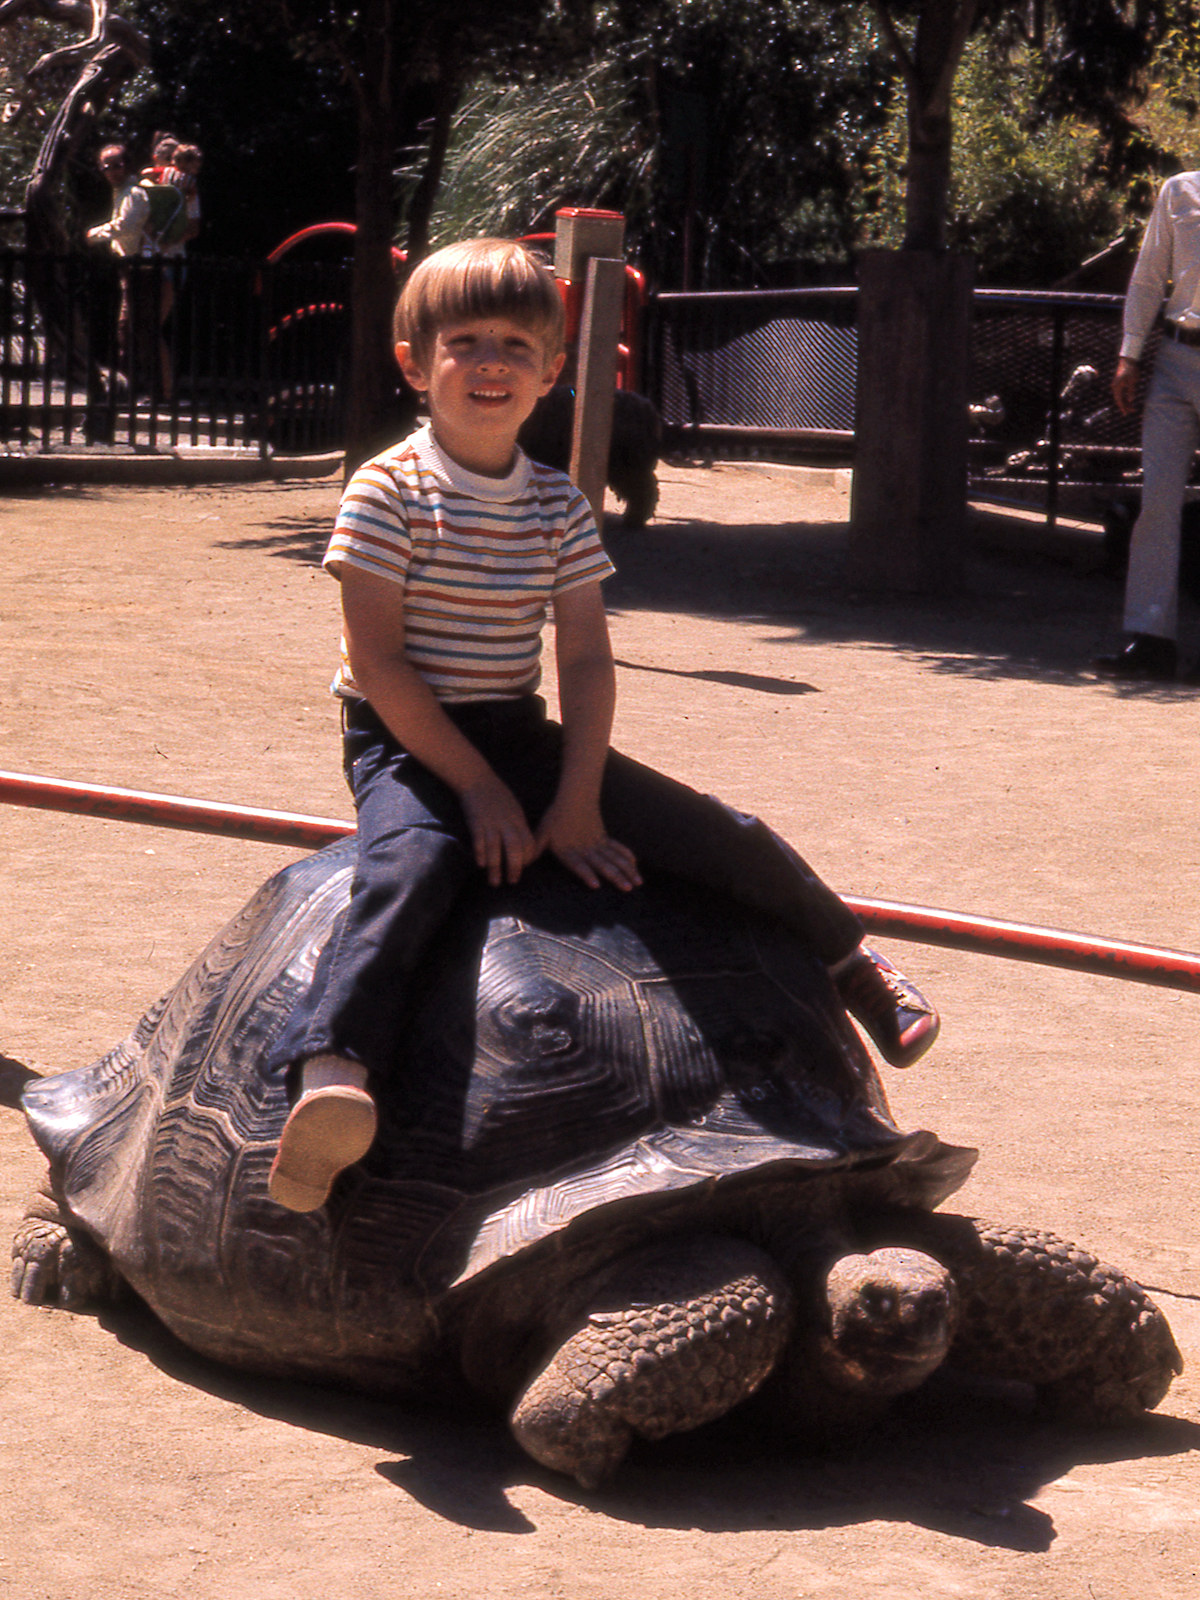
left=161, top=143, right=202, bottom=251
left=265, top=238, right=939, bottom=1212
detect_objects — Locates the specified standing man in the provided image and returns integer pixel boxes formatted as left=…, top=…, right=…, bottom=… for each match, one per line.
left=86, top=142, right=172, bottom=398
left=87, top=143, right=148, bottom=258
left=1097, top=171, right=1200, bottom=681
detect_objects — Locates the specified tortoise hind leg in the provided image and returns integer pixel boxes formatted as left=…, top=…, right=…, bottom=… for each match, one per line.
left=879, top=1212, right=1182, bottom=1421
left=509, top=1235, right=793, bottom=1488
left=11, top=1182, right=121, bottom=1308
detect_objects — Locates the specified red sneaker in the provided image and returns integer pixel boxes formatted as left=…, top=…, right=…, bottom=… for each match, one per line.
left=834, top=947, right=939, bottom=1068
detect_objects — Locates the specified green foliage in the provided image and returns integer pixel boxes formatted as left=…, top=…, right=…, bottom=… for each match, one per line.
left=424, top=0, right=893, bottom=287
left=857, top=36, right=1130, bottom=283
left=416, top=61, right=648, bottom=247
left=1128, top=0, right=1200, bottom=205
left=0, top=13, right=69, bottom=234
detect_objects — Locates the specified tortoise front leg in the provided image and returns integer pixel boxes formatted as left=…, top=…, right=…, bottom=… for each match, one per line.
left=11, top=1181, right=121, bottom=1308
left=880, top=1212, right=1182, bottom=1420
left=509, top=1235, right=793, bottom=1488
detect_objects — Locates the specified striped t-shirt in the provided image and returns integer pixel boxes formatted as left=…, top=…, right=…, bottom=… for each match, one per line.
left=324, top=424, right=615, bottom=703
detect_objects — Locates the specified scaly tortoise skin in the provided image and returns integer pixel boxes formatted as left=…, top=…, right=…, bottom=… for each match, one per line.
left=11, top=841, right=1181, bottom=1486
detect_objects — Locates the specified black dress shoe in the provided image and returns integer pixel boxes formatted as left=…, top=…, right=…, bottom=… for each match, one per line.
left=1093, top=633, right=1178, bottom=680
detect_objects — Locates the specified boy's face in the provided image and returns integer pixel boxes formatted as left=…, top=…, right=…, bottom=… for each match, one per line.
left=396, top=316, right=564, bottom=476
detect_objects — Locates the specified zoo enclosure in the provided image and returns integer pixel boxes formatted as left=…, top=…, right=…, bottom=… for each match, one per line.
left=647, top=285, right=1164, bottom=526
left=0, top=249, right=1168, bottom=522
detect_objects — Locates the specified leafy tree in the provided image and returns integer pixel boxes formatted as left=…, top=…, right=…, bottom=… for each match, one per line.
left=242, top=0, right=600, bottom=464
left=0, top=13, right=64, bottom=235
left=422, top=1, right=892, bottom=289
left=0, top=0, right=151, bottom=251
left=121, top=0, right=359, bottom=259
left=865, top=0, right=1194, bottom=252
left=858, top=36, right=1123, bottom=283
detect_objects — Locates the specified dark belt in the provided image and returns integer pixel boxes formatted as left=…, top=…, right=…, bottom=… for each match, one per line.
left=1162, top=319, right=1200, bottom=347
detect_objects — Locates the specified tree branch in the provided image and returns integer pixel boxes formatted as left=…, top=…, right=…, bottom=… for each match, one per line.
left=867, top=0, right=919, bottom=97
left=927, top=0, right=980, bottom=116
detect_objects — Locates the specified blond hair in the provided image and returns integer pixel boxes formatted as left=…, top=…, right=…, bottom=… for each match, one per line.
left=394, top=239, right=565, bottom=364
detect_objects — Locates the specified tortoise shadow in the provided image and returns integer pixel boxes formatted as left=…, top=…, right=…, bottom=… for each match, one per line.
left=0, top=1054, right=40, bottom=1109
left=95, top=1293, right=1199, bottom=1549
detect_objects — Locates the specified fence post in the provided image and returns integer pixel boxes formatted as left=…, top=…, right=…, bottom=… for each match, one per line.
left=850, top=250, right=975, bottom=593
left=554, top=209, right=626, bottom=523
left=1046, top=305, right=1065, bottom=534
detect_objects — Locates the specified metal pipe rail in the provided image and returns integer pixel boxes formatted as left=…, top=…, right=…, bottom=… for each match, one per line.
left=4, top=768, right=1200, bottom=996
left=0, top=769, right=352, bottom=852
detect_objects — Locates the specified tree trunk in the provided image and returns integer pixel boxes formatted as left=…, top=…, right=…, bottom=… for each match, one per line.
left=850, top=0, right=979, bottom=591
left=903, top=101, right=952, bottom=253
left=343, top=0, right=406, bottom=476
left=403, top=45, right=460, bottom=266
left=848, top=249, right=974, bottom=593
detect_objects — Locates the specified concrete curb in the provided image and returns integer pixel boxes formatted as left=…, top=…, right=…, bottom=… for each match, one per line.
left=0, top=450, right=343, bottom=488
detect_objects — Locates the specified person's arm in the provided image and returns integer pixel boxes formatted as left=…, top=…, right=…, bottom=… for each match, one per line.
left=1119, top=181, right=1175, bottom=367
left=87, top=186, right=150, bottom=257
left=339, top=563, right=536, bottom=886
left=534, top=579, right=641, bottom=890
left=1112, top=355, right=1141, bottom=416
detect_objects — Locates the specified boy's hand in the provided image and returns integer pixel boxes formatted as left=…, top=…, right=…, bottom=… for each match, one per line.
left=460, top=775, right=537, bottom=886
left=534, top=798, right=642, bottom=891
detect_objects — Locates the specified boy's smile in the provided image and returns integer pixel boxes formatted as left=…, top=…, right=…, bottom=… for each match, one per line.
left=397, top=316, right=565, bottom=476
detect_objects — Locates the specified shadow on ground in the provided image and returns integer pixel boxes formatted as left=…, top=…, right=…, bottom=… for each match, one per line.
left=602, top=511, right=1180, bottom=690
left=89, top=1292, right=1200, bottom=1549
left=215, top=499, right=1196, bottom=691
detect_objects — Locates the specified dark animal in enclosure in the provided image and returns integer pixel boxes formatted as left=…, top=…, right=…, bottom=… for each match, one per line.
left=518, top=385, right=661, bottom=529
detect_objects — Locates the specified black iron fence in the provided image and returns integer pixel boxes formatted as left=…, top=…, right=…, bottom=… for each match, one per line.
left=646, top=286, right=1165, bottom=523
left=1, top=254, right=1171, bottom=525
left=1, top=249, right=351, bottom=456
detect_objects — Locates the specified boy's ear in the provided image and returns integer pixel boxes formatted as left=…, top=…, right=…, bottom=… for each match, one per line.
left=541, top=350, right=567, bottom=392
left=395, top=341, right=426, bottom=390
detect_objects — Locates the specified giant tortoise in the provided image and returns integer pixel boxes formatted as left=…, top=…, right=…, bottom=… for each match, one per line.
left=12, top=840, right=1180, bottom=1487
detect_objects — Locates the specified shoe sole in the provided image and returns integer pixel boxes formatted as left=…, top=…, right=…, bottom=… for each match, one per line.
left=893, top=1012, right=940, bottom=1068
left=268, top=1087, right=378, bottom=1212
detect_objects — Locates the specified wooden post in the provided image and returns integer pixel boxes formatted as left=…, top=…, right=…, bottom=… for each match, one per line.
left=554, top=209, right=626, bottom=523
left=849, top=249, right=975, bottom=593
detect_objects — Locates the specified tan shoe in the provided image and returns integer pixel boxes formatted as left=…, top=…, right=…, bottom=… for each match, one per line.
left=268, top=1055, right=377, bottom=1212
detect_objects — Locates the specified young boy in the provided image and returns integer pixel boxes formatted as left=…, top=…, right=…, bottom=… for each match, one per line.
left=266, top=238, right=938, bottom=1212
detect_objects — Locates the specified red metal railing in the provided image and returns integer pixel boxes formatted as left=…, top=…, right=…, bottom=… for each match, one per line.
left=0, top=770, right=351, bottom=852
left=4, top=767, right=1200, bottom=996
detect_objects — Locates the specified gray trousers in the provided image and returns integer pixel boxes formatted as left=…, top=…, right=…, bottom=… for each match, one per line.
left=1125, top=339, right=1200, bottom=641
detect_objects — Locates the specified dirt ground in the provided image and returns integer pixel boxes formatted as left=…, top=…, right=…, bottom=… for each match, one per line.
left=2, top=460, right=1199, bottom=1600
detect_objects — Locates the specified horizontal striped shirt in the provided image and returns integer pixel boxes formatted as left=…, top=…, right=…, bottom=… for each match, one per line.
left=325, top=424, right=614, bottom=702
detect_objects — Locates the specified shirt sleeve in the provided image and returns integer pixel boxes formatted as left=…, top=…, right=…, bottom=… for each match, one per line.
left=552, top=485, right=617, bottom=594
left=1121, top=180, right=1175, bottom=360
left=324, top=460, right=412, bottom=587
left=87, top=186, right=150, bottom=257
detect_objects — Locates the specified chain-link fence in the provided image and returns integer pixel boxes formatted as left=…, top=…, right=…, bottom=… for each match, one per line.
left=646, top=286, right=1171, bottom=524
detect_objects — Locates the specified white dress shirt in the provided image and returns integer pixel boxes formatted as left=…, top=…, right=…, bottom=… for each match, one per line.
left=1121, top=171, right=1200, bottom=359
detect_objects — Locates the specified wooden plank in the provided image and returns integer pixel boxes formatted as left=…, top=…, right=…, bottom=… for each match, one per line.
left=569, top=255, right=626, bottom=522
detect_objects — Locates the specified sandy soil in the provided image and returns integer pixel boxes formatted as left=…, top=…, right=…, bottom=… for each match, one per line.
left=1, top=461, right=1198, bottom=1600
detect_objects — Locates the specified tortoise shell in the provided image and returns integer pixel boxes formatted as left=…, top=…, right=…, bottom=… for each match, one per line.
left=22, top=840, right=974, bottom=1393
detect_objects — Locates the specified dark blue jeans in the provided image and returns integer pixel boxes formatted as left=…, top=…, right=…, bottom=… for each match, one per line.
left=268, top=695, right=863, bottom=1081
